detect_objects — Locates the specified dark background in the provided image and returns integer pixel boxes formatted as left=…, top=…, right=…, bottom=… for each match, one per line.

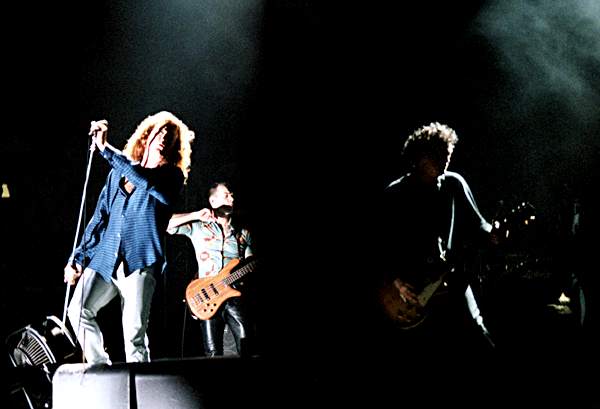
left=2, top=0, right=599, bottom=406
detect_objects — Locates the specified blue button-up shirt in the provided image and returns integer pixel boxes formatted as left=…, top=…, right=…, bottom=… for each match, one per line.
left=71, top=147, right=184, bottom=282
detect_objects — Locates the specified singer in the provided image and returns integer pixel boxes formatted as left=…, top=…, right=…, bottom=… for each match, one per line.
left=167, top=182, right=256, bottom=357
left=64, top=111, right=195, bottom=365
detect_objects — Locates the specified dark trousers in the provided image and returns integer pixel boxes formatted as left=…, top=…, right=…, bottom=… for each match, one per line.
left=199, top=298, right=251, bottom=357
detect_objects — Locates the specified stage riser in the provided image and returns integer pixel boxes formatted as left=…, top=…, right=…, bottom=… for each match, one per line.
left=52, top=358, right=267, bottom=409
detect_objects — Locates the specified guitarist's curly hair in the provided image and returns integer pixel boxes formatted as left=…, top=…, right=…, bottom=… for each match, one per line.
left=402, top=122, right=458, bottom=169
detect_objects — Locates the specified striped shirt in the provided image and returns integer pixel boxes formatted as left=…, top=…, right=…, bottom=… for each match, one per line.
left=71, top=147, right=184, bottom=282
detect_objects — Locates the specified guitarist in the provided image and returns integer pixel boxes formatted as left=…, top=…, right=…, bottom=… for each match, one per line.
left=167, top=182, right=255, bottom=357
left=378, top=122, right=496, bottom=362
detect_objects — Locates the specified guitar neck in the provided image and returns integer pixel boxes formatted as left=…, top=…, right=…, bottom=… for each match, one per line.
left=418, top=277, right=445, bottom=305
left=223, top=261, right=256, bottom=285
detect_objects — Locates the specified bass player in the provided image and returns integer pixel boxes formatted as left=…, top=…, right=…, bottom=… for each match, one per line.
left=167, top=182, right=255, bottom=357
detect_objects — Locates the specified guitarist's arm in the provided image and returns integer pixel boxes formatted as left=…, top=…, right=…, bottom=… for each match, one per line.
left=167, top=208, right=215, bottom=234
left=451, top=172, right=500, bottom=247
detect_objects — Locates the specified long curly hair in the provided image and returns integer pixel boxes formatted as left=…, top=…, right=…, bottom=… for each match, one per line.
left=402, top=122, right=458, bottom=169
left=123, top=111, right=195, bottom=183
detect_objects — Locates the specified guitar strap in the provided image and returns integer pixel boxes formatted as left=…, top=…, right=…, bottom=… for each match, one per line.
left=234, top=226, right=244, bottom=261
left=438, top=197, right=455, bottom=263
left=446, top=197, right=455, bottom=254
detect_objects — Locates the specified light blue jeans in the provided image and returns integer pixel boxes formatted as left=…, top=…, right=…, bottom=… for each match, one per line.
left=67, top=264, right=157, bottom=364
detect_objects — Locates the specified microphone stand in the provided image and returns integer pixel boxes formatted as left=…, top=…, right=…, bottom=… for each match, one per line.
left=62, top=137, right=97, bottom=324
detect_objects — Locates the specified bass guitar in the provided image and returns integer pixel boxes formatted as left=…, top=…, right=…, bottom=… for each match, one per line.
left=185, top=258, right=257, bottom=320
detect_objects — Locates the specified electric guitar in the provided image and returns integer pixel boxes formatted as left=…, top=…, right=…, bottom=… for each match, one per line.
left=380, top=201, right=535, bottom=329
left=380, top=263, right=453, bottom=329
left=185, top=258, right=257, bottom=320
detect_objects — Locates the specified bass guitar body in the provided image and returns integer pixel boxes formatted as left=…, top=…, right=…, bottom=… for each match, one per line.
left=186, top=258, right=256, bottom=320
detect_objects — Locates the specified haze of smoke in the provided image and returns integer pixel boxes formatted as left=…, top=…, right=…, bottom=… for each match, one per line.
left=477, top=0, right=600, bottom=119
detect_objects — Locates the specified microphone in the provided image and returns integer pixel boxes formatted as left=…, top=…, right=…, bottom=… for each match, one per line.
left=213, top=205, right=233, bottom=217
left=88, top=120, right=107, bottom=136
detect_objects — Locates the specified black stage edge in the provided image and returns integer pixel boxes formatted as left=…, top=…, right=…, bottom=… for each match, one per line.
left=6, top=351, right=599, bottom=408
